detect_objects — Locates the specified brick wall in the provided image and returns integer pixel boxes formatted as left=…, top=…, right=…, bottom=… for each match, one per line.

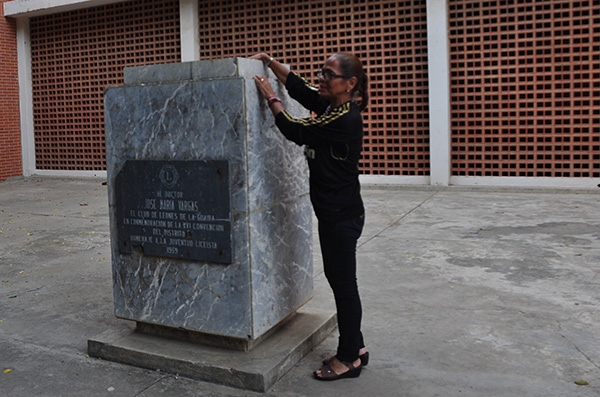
left=30, top=0, right=181, bottom=171
left=198, top=0, right=430, bottom=176
left=449, top=0, right=600, bottom=178
left=0, top=0, right=22, bottom=182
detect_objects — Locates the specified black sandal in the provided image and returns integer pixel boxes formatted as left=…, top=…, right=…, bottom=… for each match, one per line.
left=313, top=358, right=362, bottom=381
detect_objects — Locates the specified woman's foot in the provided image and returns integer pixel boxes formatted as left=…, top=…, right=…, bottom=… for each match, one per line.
left=313, top=356, right=362, bottom=381
left=322, top=348, right=369, bottom=367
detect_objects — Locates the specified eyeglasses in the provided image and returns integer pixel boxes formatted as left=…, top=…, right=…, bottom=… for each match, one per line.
left=317, top=69, right=347, bottom=81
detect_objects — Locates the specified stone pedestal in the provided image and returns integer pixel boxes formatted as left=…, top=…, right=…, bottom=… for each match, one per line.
left=103, top=58, right=313, bottom=346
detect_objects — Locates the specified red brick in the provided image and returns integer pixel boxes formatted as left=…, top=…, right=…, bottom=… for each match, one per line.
left=0, top=0, right=22, bottom=182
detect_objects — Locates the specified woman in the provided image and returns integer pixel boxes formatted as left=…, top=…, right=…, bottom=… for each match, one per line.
left=251, top=53, right=369, bottom=381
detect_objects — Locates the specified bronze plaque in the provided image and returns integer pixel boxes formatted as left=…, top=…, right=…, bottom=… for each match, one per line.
left=115, top=160, right=232, bottom=263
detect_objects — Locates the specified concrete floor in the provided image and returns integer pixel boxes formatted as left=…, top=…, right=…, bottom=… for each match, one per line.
left=1, top=177, right=599, bottom=396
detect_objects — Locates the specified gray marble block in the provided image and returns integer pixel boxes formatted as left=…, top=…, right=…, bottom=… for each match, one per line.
left=104, top=58, right=313, bottom=343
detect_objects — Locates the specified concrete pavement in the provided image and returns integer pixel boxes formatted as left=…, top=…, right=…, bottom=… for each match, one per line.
left=1, top=177, right=599, bottom=396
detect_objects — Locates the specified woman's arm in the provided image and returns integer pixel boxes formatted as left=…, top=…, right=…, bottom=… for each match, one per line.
left=251, top=53, right=327, bottom=114
left=253, top=73, right=361, bottom=149
left=274, top=102, right=359, bottom=147
left=250, top=53, right=290, bottom=85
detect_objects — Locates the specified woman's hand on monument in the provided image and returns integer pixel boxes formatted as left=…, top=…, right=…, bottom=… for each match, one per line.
left=253, top=75, right=276, bottom=100
left=250, top=53, right=290, bottom=86
left=253, top=75, right=283, bottom=115
left=250, top=53, right=271, bottom=63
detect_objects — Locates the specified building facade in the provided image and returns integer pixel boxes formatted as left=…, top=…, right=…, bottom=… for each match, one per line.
left=2, top=0, right=599, bottom=188
left=0, top=0, right=21, bottom=181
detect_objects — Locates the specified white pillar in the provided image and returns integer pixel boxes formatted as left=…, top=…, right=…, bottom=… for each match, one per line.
left=426, top=0, right=451, bottom=186
left=16, top=17, right=35, bottom=177
left=179, top=0, right=199, bottom=62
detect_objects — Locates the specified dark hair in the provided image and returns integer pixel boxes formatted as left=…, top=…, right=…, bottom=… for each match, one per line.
left=332, top=53, right=369, bottom=111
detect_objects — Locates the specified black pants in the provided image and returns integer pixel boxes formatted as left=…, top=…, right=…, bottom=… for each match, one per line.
left=318, top=213, right=365, bottom=362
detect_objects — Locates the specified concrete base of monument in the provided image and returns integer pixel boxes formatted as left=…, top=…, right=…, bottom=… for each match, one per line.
left=133, top=316, right=297, bottom=352
left=87, top=306, right=336, bottom=392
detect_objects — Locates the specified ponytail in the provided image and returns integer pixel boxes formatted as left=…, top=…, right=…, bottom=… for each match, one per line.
left=354, top=71, right=369, bottom=111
